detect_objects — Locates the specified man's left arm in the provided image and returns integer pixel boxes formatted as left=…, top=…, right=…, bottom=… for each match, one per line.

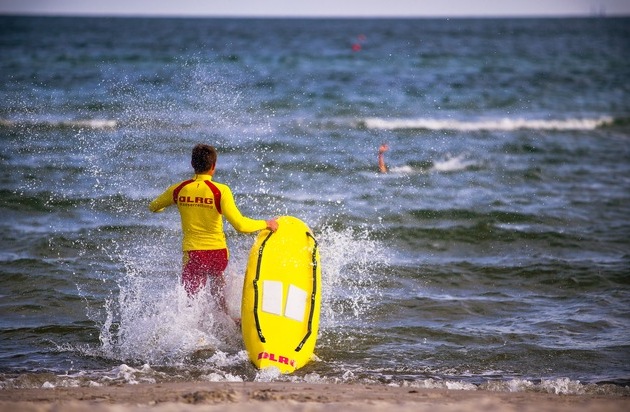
left=149, top=187, right=175, bottom=213
left=220, top=186, right=267, bottom=233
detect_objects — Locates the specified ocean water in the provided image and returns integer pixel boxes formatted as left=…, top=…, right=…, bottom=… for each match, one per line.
left=1, top=16, right=629, bottom=395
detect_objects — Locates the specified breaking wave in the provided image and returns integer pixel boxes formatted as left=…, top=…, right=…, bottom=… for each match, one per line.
left=358, top=116, right=615, bottom=131
left=0, top=118, right=117, bottom=129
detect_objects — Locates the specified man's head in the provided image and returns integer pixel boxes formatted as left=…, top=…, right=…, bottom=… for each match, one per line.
left=191, top=144, right=217, bottom=174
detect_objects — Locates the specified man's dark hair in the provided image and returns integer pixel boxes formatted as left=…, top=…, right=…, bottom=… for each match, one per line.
left=191, top=144, right=217, bottom=174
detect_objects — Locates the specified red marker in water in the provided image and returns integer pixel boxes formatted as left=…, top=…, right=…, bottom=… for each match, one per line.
left=352, top=34, right=367, bottom=52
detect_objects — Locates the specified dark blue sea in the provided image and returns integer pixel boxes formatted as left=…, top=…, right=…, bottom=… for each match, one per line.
left=1, top=16, right=629, bottom=395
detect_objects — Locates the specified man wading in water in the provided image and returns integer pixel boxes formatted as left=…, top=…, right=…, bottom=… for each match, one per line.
left=150, top=144, right=278, bottom=314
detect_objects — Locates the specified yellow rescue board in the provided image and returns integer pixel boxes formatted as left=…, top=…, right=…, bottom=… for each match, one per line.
left=241, top=216, right=321, bottom=373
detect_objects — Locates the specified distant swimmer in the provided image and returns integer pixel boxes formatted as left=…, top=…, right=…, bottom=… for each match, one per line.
left=378, top=143, right=389, bottom=173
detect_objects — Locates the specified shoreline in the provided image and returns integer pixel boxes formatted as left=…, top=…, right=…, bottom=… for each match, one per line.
left=1, top=382, right=628, bottom=412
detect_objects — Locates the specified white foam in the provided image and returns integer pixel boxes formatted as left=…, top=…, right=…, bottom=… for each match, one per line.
left=254, top=366, right=283, bottom=382
left=201, top=372, right=244, bottom=382
left=361, top=116, right=613, bottom=131
left=0, top=118, right=117, bottom=129
left=431, top=153, right=480, bottom=173
left=402, top=378, right=478, bottom=391
left=388, top=165, right=416, bottom=174
left=540, top=377, right=586, bottom=395
left=67, top=119, right=117, bottom=129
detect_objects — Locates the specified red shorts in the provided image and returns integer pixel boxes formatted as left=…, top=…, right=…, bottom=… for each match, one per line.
left=181, top=249, right=228, bottom=297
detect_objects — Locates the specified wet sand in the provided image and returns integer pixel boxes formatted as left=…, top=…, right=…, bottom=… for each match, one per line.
left=1, top=382, right=628, bottom=412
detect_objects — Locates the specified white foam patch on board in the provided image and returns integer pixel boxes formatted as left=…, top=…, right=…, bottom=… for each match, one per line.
left=284, top=285, right=307, bottom=322
left=261, top=280, right=283, bottom=315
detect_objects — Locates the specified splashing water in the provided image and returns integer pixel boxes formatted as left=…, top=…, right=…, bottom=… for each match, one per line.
left=89, top=222, right=388, bottom=368
left=101, top=277, right=231, bottom=364
left=96, top=250, right=240, bottom=365
left=317, top=225, right=389, bottom=326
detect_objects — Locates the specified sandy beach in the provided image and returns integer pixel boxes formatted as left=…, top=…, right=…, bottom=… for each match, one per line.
left=1, top=382, right=628, bottom=412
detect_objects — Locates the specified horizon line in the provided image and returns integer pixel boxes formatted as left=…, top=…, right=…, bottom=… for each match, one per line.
left=1, top=12, right=627, bottom=19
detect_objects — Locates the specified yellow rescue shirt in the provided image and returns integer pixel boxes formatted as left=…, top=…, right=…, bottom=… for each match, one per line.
left=149, top=174, right=267, bottom=251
